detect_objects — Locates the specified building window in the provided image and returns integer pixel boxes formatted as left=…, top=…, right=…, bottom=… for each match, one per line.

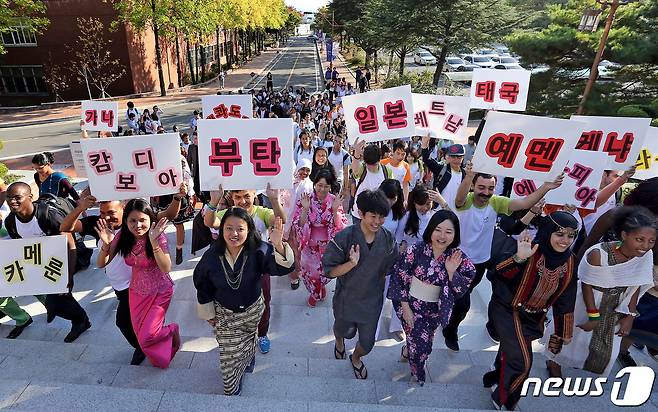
left=0, top=66, right=48, bottom=95
left=1, top=23, right=38, bottom=47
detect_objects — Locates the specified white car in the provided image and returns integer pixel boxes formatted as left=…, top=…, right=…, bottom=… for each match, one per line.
left=444, top=56, right=467, bottom=71
left=475, top=49, right=499, bottom=59
left=414, top=51, right=437, bottom=65
left=493, top=64, right=524, bottom=70
left=598, top=60, right=621, bottom=79
left=462, top=54, right=495, bottom=68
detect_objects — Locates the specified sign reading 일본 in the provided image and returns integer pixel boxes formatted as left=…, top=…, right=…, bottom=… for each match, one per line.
left=342, top=85, right=416, bottom=144
left=635, top=127, right=658, bottom=180
left=69, top=141, right=87, bottom=178
left=81, top=100, right=119, bottom=132
left=80, top=133, right=183, bottom=201
left=471, top=111, right=583, bottom=181
left=0, top=235, right=68, bottom=297
left=197, top=118, right=294, bottom=191
left=202, top=95, right=253, bottom=120
left=469, top=68, right=531, bottom=111
left=412, top=93, right=470, bottom=143
left=511, top=150, right=609, bottom=209
left=570, top=115, right=651, bottom=170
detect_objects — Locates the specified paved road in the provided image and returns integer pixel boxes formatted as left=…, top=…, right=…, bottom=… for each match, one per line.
left=0, top=36, right=322, bottom=163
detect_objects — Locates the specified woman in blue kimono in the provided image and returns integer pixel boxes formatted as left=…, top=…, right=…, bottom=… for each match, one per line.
left=388, top=209, right=476, bottom=385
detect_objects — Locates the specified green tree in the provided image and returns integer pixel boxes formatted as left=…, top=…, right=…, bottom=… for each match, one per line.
left=0, top=0, right=49, bottom=55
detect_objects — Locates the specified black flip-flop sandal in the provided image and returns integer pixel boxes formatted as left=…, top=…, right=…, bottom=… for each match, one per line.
left=334, top=344, right=346, bottom=360
left=400, top=345, right=409, bottom=363
left=350, top=354, right=368, bottom=380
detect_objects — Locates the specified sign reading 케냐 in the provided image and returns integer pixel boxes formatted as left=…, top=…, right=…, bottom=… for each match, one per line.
left=197, top=118, right=294, bottom=191
left=81, top=100, right=119, bottom=132
left=342, top=85, right=416, bottom=144
left=0, top=235, right=68, bottom=297
left=471, top=111, right=584, bottom=181
left=412, top=93, right=470, bottom=143
left=635, top=127, right=658, bottom=180
left=80, top=133, right=183, bottom=201
left=469, top=68, right=531, bottom=111
left=202, top=95, right=253, bottom=120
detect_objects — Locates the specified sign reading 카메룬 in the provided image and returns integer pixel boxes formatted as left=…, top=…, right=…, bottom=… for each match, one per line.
left=0, top=235, right=68, bottom=297
left=635, top=127, right=658, bottom=180
left=197, top=118, right=294, bottom=191
left=469, top=68, right=531, bottom=111
left=570, top=115, right=651, bottom=170
left=471, top=111, right=583, bottom=181
left=80, top=133, right=183, bottom=201
left=81, top=100, right=119, bottom=132
left=342, top=85, right=416, bottom=144
left=202, top=95, right=253, bottom=120
left=412, top=93, right=470, bottom=143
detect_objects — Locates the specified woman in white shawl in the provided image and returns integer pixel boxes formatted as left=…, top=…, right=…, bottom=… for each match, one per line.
left=547, top=206, right=656, bottom=376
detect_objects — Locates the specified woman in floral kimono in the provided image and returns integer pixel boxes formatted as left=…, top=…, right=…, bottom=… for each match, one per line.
left=292, top=169, right=348, bottom=307
left=388, top=210, right=476, bottom=385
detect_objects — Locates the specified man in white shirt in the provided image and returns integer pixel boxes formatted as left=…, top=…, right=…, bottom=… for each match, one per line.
left=328, top=136, right=351, bottom=193
left=350, top=140, right=392, bottom=224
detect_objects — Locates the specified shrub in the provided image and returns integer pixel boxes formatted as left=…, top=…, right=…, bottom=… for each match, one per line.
left=617, top=105, right=650, bottom=118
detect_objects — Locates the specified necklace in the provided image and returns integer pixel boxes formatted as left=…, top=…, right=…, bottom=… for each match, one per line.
left=219, top=252, right=248, bottom=290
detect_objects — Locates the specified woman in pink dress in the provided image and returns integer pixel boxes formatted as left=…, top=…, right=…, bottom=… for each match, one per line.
left=97, top=198, right=180, bottom=368
left=292, top=169, right=348, bottom=307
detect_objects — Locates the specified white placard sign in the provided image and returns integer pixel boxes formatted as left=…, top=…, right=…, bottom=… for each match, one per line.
left=412, top=93, right=470, bottom=143
left=471, top=111, right=583, bottom=181
left=469, top=68, right=531, bottom=111
left=69, top=141, right=87, bottom=178
left=197, top=118, right=294, bottom=191
left=81, top=100, right=119, bottom=132
left=202, top=95, right=253, bottom=119
left=342, top=85, right=415, bottom=144
left=80, top=133, right=183, bottom=201
left=0, top=235, right=68, bottom=297
left=570, top=115, right=651, bottom=170
left=635, top=127, right=658, bottom=180
left=511, top=150, right=608, bottom=210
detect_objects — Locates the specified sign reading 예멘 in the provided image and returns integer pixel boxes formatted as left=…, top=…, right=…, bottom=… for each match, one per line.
left=81, top=133, right=183, bottom=201
left=342, top=85, right=415, bottom=144
left=570, top=115, right=651, bottom=170
left=81, top=101, right=119, bottom=132
left=471, top=111, right=583, bottom=181
left=197, top=118, right=294, bottom=191
left=202, top=95, right=253, bottom=120
left=469, top=68, right=531, bottom=111
left=412, top=93, right=470, bottom=143
left=635, top=127, right=658, bottom=180
left=0, top=235, right=68, bottom=297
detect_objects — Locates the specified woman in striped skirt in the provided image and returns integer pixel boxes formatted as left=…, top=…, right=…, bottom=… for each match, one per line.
left=193, top=207, right=294, bottom=395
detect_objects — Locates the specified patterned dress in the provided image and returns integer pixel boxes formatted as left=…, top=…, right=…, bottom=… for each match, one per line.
left=387, top=242, right=476, bottom=383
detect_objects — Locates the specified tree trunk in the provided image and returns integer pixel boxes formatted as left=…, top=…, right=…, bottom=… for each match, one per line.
left=215, top=28, right=220, bottom=70
left=386, top=49, right=394, bottom=80
left=175, top=28, right=182, bottom=86
left=186, top=39, right=196, bottom=84
left=151, top=0, right=166, bottom=96
left=195, top=42, right=200, bottom=82
left=199, top=32, right=206, bottom=82
left=374, top=50, right=379, bottom=84
left=433, top=19, right=453, bottom=86
left=398, top=47, right=407, bottom=76
left=365, top=51, right=371, bottom=71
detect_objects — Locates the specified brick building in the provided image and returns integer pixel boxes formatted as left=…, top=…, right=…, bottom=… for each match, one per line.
left=0, top=0, right=238, bottom=107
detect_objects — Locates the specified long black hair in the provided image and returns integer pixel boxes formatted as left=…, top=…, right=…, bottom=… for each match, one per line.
left=310, top=146, right=339, bottom=193
left=404, top=184, right=430, bottom=237
left=379, top=179, right=405, bottom=220
left=624, top=177, right=658, bottom=216
left=118, top=199, right=157, bottom=259
left=214, top=207, right=262, bottom=254
left=422, top=209, right=461, bottom=250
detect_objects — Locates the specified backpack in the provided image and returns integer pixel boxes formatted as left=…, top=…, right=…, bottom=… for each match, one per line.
left=4, top=193, right=75, bottom=238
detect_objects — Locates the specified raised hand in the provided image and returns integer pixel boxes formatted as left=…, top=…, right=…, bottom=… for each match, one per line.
left=79, top=193, right=97, bottom=210
left=348, top=244, right=360, bottom=266
left=178, top=182, right=188, bottom=196
left=353, top=138, right=366, bottom=158
left=464, top=160, right=474, bottom=179
left=149, top=217, right=169, bottom=243
left=266, top=182, right=279, bottom=201
left=428, top=190, right=448, bottom=209
left=544, top=173, right=564, bottom=190
left=270, top=216, right=285, bottom=250
left=445, top=249, right=462, bottom=279
left=300, top=192, right=311, bottom=210
left=622, top=166, right=636, bottom=180
left=95, top=218, right=115, bottom=245
left=530, top=198, right=545, bottom=215
left=332, top=193, right=345, bottom=213
left=209, top=184, right=224, bottom=205
left=515, top=230, right=538, bottom=260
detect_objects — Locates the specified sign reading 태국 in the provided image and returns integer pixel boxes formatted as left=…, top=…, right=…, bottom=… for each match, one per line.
left=469, top=68, right=531, bottom=111
left=81, top=101, right=119, bottom=132
left=412, top=93, right=470, bottom=143
left=197, top=118, right=294, bottom=191
left=201, top=95, right=253, bottom=120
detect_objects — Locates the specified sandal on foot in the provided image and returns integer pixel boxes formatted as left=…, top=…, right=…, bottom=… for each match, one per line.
left=334, top=343, right=346, bottom=360
left=350, top=354, right=368, bottom=380
left=400, top=345, right=409, bottom=363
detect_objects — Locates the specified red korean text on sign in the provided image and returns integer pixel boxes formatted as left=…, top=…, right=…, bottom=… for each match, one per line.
left=414, top=111, right=429, bottom=128
left=100, top=110, right=115, bottom=128
left=524, top=138, right=564, bottom=172
left=443, top=114, right=464, bottom=134
left=85, top=110, right=98, bottom=126
left=209, top=138, right=242, bottom=176
left=208, top=104, right=230, bottom=119
left=485, top=132, right=524, bottom=168
left=575, top=130, right=604, bottom=151
left=354, top=105, right=379, bottom=134
left=603, top=132, right=634, bottom=163
left=250, top=137, right=282, bottom=176
left=513, top=179, right=537, bottom=197
left=228, top=105, right=243, bottom=118
left=575, top=187, right=598, bottom=208
left=564, top=163, right=593, bottom=187
left=383, top=100, right=409, bottom=130
left=132, top=148, right=156, bottom=171
left=499, top=82, right=520, bottom=104
left=429, top=101, right=446, bottom=116
left=474, top=81, right=496, bottom=103
left=115, top=172, right=139, bottom=192
left=157, top=168, right=179, bottom=189
left=88, top=150, right=114, bottom=175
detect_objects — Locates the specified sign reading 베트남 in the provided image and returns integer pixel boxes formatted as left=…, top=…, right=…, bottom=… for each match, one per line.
left=412, top=93, right=470, bottom=143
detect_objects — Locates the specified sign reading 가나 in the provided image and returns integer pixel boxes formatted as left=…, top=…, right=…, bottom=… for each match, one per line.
left=197, top=118, right=294, bottom=191
left=81, top=101, right=119, bottom=132
left=202, top=95, right=253, bottom=119
left=469, top=68, right=531, bottom=111
left=0, top=235, right=68, bottom=297
left=80, top=133, right=183, bottom=201
left=635, top=127, right=658, bottom=180
left=342, top=85, right=416, bottom=144
left=471, top=112, right=584, bottom=181
left=412, top=94, right=470, bottom=143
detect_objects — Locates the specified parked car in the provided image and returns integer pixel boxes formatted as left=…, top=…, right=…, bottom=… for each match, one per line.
left=493, top=64, right=524, bottom=70
left=490, top=56, right=519, bottom=65
left=493, top=45, right=511, bottom=57
left=414, top=50, right=437, bottom=65
left=475, top=49, right=499, bottom=59
left=444, top=56, right=467, bottom=71
left=462, top=54, right=495, bottom=68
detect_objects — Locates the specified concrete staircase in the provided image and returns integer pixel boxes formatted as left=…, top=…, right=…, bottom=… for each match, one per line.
left=2, top=226, right=658, bottom=412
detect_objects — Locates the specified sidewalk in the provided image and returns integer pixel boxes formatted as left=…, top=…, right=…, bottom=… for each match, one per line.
left=0, top=48, right=283, bottom=128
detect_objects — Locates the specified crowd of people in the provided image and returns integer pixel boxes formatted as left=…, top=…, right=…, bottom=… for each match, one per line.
left=1, top=76, right=657, bottom=410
